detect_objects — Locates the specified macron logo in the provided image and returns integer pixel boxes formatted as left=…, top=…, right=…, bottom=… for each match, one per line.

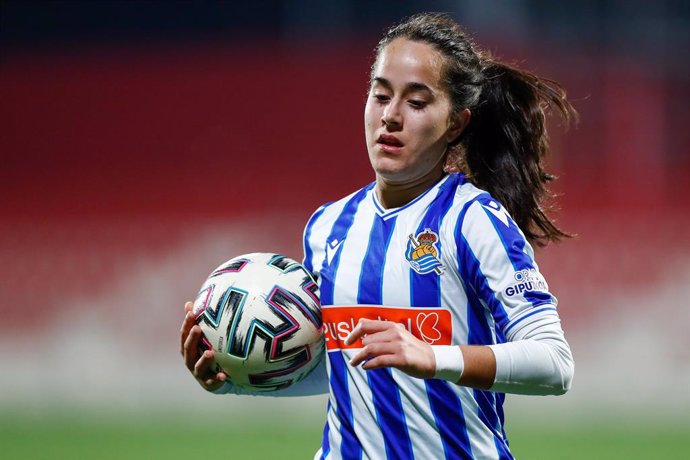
left=326, top=238, right=344, bottom=265
left=482, top=201, right=509, bottom=227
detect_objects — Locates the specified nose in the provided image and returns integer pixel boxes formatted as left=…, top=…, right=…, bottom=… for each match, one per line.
left=381, top=99, right=402, bottom=130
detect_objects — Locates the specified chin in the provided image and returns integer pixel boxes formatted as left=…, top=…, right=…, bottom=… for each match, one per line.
left=371, top=163, right=405, bottom=181
left=371, top=154, right=405, bottom=173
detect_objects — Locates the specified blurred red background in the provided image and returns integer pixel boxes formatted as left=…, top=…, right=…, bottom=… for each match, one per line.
left=1, top=2, right=689, bottom=418
left=2, top=40, right=688, bottom=329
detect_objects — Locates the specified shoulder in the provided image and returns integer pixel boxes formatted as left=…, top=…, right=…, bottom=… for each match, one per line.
left=304, top=182, right=375, bottom=234
left=302, top=182, right=375, bottom=273
left=440, top=177, right=533, bottom=255
left=439, top=177, right=497, bottom=233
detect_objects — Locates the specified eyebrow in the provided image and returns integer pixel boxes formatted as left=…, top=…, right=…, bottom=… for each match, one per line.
left=372, top=77, right=435, bottom=95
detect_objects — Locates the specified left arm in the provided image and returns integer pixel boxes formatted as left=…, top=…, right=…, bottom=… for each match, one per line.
left=346, top=311, right=573, bottom=395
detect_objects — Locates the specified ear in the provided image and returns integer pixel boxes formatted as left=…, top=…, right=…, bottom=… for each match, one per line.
left=446, top=108, right=471, bottom=144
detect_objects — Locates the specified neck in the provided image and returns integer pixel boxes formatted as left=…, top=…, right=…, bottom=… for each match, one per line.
left=375, top=168, right=446, bottom=209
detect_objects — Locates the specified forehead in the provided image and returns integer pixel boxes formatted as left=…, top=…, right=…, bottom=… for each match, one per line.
left=373, top=38, right=445, bottom=90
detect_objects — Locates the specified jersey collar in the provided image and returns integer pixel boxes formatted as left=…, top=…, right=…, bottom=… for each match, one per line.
left=371, top=174, right=453, bottom=220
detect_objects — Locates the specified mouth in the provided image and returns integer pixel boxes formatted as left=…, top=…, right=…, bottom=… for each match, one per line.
left=376, top=134, right=404, bottom=153
left=377, top=134, right=403, bottom=147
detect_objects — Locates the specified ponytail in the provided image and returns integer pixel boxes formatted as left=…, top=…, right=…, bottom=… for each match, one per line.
left=376, top=12, right=577, bottom=246
left=456, top=60, right=577, bottom=245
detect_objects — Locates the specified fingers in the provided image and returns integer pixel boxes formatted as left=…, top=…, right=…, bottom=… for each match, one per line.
left=194, top=349, right=216, bottom=380
left=193, top=349, right=229, bottom=391
left=181, top=301, right=229, bottom=391
left=360, top=354, right=398, bottom=371
left=183, top=325, right=202, bottom=371
left=180, top=309, right=196, bottom=356
left=344, top=318, right=399, bottom=346
left=349, top=342, right=398, bottom=367
left=346, top=318, right=436, bottom=378
left=361, top=327, right=400, bottom=346
left=345, top=319, right=407, bottom=367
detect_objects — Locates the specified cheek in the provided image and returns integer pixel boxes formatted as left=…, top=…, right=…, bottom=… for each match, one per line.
left=364, top=101, right=378, bottom=124
left=364, top=104, right=380, bottom=140
left=410, top=114, right=448, bottom=145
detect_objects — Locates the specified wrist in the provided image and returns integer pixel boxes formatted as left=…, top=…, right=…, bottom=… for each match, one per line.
left=432, top=345, right=464, bottom=383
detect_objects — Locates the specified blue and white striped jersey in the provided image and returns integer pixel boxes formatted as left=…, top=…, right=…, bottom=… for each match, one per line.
left=302, top=173, right=559, bottom=460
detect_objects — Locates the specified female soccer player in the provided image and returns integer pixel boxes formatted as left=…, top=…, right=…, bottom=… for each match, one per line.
left=181, top=12, right=575, bottom=460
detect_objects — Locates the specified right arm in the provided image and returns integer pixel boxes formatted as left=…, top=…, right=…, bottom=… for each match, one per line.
left=180, top=203, right=335, bottom=396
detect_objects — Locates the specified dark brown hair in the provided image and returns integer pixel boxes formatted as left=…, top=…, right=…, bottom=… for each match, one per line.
left=375, top=12, right=577, bottom=246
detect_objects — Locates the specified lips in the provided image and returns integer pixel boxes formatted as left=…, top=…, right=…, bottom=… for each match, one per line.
left=377, top=134, right=404, bottom=147
left=376, top=134, right=404, bottom=154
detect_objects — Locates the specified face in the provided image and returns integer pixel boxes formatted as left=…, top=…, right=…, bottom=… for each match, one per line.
left=365, top=38, right=465, bottom=186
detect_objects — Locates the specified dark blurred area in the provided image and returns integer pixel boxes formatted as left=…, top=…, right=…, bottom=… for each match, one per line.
left=1, top=1, right=689, bottom=416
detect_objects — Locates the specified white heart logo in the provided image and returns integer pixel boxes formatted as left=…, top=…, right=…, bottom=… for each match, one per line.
left=416, top=312, right=442, bottom=344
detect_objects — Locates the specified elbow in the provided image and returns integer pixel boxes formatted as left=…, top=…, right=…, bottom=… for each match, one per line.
left=562, top=359, right=575, bottom=394
left=551, top=353, right=575, bottom=396
left=551, top=367, right=573, bottom=396
left=545, top=332, right=575, bottom=396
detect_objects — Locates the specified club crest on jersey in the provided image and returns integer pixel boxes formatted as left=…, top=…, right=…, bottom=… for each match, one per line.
left=406, top=228, right=444, bottom=275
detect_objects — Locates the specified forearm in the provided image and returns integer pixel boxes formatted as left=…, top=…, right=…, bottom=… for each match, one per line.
left=212, top=356, right=329, bottom=397
left=456, top=345, right=496, bottom=389
left=488, top=317, right=574, bottom=395
left=447, top=314, right=574, bottom=395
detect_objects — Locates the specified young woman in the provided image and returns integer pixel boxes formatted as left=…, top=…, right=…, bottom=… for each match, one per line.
left=181, top=12, right=575, bottom=460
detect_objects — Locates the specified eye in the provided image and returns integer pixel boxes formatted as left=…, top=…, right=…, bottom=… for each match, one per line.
left=373, top=93, right=390, bottom=103
left=408, top=99, right=427, bottom=110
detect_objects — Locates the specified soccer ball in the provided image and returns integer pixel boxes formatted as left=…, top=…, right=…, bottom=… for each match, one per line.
left=192, top=252, right=324, bottom=392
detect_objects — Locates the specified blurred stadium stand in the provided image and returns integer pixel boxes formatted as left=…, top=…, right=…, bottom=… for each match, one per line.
left=1, top=1, right=689, bottom=417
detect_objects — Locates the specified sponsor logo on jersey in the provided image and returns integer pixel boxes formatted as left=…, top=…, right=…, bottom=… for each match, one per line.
left=405, top=228, right=444, bottom=275
left=504, top=268, right=548, bottom=296
left=322, top=305, right=452, bottom=350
